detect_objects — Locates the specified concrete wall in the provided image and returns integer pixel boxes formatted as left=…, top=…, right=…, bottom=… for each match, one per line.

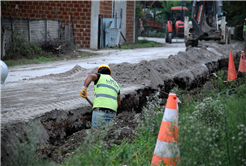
left=114, top=1, right=127, bottom=45
left=90, top=1, right=100, bottom=49
left=1, top=17, right=60, bottom=56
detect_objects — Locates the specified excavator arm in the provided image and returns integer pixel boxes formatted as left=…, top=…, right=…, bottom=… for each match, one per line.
left=184, top=1, right=228, bottom=47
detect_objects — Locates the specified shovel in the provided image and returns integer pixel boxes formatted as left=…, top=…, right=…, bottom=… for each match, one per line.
left=81, top=92, right=93, bottom=106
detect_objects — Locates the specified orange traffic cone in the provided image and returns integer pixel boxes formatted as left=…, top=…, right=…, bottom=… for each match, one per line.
left=238, top=51, right=246, bottom=73
left=151, top=93, right=179, bottom=166
left=227, top=51, right=237, bottom=81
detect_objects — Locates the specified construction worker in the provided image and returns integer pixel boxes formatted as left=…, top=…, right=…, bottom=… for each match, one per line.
left=80, top=64, right=121, bottom=128
left=1, top=60, right=8, bottom=88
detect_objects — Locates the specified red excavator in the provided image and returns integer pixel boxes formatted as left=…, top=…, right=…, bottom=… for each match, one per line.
left=165, top=6, right=188, bottom=44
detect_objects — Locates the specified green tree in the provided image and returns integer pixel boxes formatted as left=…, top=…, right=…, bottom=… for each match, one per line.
left=223, top=1, right=246, bottom=40
left=135, top=3, right=144, bottom=19
left=0, top=0, right=12, bottom=15
left=157, top=1, right=183, bottom=22
left=223, top=1, right=246, bottom=26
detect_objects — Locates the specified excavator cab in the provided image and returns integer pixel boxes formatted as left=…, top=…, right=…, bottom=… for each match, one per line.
left=165, top=6, right=188, bottom=44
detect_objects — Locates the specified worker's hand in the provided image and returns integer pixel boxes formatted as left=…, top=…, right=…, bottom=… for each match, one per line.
left=80, top=86, right=87, bottom=98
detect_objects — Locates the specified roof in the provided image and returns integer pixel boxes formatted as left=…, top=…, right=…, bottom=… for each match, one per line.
left=171, top=6, right=188, bottom=11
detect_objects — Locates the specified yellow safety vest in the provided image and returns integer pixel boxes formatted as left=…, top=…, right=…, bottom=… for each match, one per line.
left=93, top=74, right=120, bottom=112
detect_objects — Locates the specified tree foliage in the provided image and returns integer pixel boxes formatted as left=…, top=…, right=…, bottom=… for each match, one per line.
left=0, top=0, right=12, bottom=5
left=156, top=1, right=191, bottom=23
left=0, top=0, right=13, bottom=15
left=223, top=1, right=246, bottom=26
left=135, top=3, right=144, bottom=19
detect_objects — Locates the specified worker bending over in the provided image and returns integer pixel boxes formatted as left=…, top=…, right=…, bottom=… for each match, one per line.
left=80, top=65, right=121, bottom=128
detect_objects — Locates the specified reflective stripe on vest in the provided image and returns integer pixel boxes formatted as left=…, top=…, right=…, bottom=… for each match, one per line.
left=97, top=84, right=118, bottom=94
left=95, top=94, right=117, bottom=100
left=93, top=74, right=120, bottom=111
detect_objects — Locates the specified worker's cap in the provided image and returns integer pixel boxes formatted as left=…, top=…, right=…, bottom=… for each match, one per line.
left=97, top=64, right=111, bottom=75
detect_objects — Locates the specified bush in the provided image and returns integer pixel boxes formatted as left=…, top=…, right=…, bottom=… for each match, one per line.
left=4, top=31, right=48, bottom=60
left=177, top=84, right=246, bottom=166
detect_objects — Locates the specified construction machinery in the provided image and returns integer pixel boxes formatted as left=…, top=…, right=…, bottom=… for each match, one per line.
left=184, top=1, right=230, bottom=47
left=165, top=6, right=188, bottom=44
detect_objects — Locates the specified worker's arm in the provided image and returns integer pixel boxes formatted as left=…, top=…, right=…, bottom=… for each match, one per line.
left=80, top=74, right=98, bottom=98
left=84, top=74, right=98, bottom=87
left=117, top=94, right=121, bottom=107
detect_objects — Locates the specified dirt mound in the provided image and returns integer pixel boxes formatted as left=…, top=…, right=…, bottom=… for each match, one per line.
left=29, top=65, right=86, bottom=81
left=1, top=40, right=245, bottom=166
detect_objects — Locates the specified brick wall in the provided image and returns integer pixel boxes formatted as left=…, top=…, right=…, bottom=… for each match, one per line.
left=1, top=1, right=92, bottom=48
left=126, top=1, right=134, bottom=44
left=99, top=1, right=112, bottom=18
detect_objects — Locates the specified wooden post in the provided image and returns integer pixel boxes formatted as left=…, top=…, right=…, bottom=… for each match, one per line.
left=58, top=19, right=61, bottom=39
left=71, top=14, right=75, bottom=44
left=27, top=17, right=31, bottom=42
left=45, top=17, right=48, bottom=42
left=10, top=16, right=14, bottom=42
left=68, top=15, right=71, bottom=40
left=1, top=16, right=4, bottom=59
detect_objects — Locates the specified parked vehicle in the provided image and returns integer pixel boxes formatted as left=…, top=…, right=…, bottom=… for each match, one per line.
left=165, top=6, right=188, bottom=44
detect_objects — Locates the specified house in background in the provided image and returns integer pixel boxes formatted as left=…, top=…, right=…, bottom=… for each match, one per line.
left=1, top=1, right=136, bottom=49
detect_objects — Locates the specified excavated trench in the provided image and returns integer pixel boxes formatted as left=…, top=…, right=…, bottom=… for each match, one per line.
left=1, top=41, right=244, bottom=165
left=39, top=55, right=240, bottom=147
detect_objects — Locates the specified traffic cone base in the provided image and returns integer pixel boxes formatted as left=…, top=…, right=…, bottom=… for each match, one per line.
left=152, top=154, right=179, bottom=166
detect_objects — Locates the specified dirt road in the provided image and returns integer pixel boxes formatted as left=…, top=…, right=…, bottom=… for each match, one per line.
left=6, top=37, right=185, bottom=83
left=2, top=37, right=186, bottom=125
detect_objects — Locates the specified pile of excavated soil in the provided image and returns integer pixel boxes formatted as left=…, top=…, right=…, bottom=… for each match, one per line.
left=1, top=41, right=245, bottom=166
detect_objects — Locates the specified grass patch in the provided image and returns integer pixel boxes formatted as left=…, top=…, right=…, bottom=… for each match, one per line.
left=4, top=52, right=97, bottom=67
left=119, top=39, right=164, bottom=49
left=5, top=56, right=55, bottom=67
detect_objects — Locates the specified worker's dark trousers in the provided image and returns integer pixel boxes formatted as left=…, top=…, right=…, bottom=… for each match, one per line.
left=92, top=108, right=116, bottom=128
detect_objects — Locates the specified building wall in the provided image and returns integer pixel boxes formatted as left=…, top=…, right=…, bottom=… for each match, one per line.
left=126, top=1, right=135, bottom=44
left=1, top=1, right=135, bottom=48
left=1, top=1, right=92, bottom=48
left=99, top=1, right=112, bottom=18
